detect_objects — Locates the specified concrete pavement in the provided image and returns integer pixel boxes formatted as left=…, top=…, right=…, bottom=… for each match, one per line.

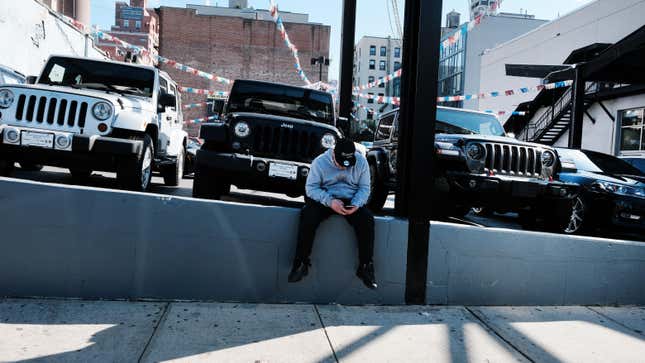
left=1, top=299, right=644, bottom=362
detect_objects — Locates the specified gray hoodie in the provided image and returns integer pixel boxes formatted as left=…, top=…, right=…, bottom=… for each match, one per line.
left=305, top=149, right=371, bottom=207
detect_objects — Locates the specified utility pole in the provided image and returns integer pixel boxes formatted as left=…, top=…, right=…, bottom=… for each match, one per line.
left=338, top=0, right=357, bottom=137
left=396, top=0, right=444, bottom=304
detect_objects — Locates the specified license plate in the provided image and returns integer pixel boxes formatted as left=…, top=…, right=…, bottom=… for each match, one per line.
left=511, top=181, right=540, bottom=198
left=21, top=131, right=54, bottom=149
left=268, top=162, right=298, bottom=180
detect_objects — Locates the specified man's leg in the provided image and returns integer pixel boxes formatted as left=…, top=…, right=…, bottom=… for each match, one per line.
left=346, top=207, right=377, bottom=289
left=289, top=198, right=333, bottom=282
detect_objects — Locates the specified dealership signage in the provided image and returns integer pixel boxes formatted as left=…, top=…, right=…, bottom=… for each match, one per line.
left=121, top=7, right=144, bottom=21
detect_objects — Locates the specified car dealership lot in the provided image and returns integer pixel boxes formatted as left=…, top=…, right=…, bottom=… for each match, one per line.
left=6, top=165, right=643, bottom=242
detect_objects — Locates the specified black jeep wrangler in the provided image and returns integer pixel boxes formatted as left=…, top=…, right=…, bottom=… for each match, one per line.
left=193, top=80, right=342, bottom=199
left=367, top=107, right=578, bottom=220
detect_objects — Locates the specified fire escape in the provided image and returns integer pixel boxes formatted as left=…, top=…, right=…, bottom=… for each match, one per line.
left=519, top=83, right=597, bottom=144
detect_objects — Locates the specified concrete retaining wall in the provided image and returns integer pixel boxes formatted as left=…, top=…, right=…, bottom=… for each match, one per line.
left=0, top=178, right=408, bottom=305
left=1, top=178, right=645, bottom=305
left=427, top=222, right=645, bottom=305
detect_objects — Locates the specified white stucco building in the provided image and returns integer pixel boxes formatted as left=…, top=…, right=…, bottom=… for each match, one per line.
left=0, top=0, right=105, bottom=77
left=479, top=0, right=645, bottom=157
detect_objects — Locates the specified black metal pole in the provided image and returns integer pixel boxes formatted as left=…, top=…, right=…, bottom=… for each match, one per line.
left=396, top=0, right=443, bottom=304
left=568, top=66, right=585, bottom=148
left=319, top=61, right=323, bottom=82
left=339, top=0, right=357, bottom=133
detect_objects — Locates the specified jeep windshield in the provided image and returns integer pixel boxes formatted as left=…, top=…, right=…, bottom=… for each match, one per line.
left=38, top=57, right=155, bottom=98
left=226, top=81, right=335, bottom=125
left=436, top=108, right=506, bottom=137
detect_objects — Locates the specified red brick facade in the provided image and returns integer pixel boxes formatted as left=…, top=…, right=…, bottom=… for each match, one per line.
left=157, top=7, right=331, bottom=135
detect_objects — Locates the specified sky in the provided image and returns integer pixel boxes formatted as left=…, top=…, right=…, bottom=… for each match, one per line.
left=91, top=0, right=595, bottom=80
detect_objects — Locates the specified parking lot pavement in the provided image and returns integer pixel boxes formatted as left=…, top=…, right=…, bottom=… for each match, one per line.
left=1, top=299, right=644, bottom=363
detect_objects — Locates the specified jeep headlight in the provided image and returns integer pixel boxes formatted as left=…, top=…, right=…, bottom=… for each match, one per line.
left=541, top=150, right=556, bottom=168
left=321, top=133, right=336, bottom=149
left=466, top=143, right=485, bottom=161
left=234, top=122, right=250, bottom=138
left=92, top=102, right=113, bottom=121
left=0, top=89, right=14, bottom=109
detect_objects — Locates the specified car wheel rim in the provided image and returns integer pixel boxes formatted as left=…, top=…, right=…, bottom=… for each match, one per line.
left=564, top=197, right=585, bottom=234
left=141, top=146, right=152, bottom=189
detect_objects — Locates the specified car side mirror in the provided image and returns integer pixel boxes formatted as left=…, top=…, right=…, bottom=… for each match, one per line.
left=158, top=92, right=176, bottom=110
left=26, top=76, right=37, bottom=85
left=337, top=116, right=350, bottom=137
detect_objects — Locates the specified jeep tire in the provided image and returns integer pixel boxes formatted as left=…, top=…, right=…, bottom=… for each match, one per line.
left=70, top=168, right=92, bottom=180
left=193, top=165, right=230, bottom=200
left=0, top=159, right=14, bottom=177
left=367, top=163, right=388, bottom=212
left=19, top=163, right=43, bottom=171
left=162, top=148, right=185, bottom=187
left=117, top=135, right=154, bottom=192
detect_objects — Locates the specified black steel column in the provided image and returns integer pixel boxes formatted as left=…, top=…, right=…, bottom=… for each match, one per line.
left=568, top=66, right=585, bottom=148
left=338, top=0, right=357, bottom=133
left=396, top=0, right=443, bottom=304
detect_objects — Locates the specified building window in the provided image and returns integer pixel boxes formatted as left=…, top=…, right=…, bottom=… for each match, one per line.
left=368, top=76, right=375, bottom=84
left=620, top=108, right=645, bottom=152
left=369, top=45, right=376, bottom=56
left=394, top=47, right=401, bottom=58
left=378, top=80, right=385, bottom=88
left=367, top=93, right=374, bottom=104
left=123, top=19, right=129, bottom=28
left=379, top=60, right=386, bottom=71
left=380, top=46, right=387, bottom=57
left=369, top=59, right=375, bottom=70
left=135, top=20, right=141, bottom=29
left=394, top=61, right=401, bottom=71
left=367, top=109, right=373, bottom=120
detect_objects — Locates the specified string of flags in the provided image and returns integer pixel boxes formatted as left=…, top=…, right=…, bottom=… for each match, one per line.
left=184, top=115, right=220, bottom=124
left=437, top=80, right=574, bottom=103
left=441, top=0, right=502, bottom=50
left=183, top=101, right=214, bottom=109
left=178, top=87, right=229, bottom=98
left=157, top=56, right=232, bottom=85
left=354, top=69, right=402, bottom=92
left=269, top=0, right=312, bottom=85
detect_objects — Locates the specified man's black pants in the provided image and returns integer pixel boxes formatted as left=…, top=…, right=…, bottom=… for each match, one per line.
left=294, top=198, right=375, bottom=266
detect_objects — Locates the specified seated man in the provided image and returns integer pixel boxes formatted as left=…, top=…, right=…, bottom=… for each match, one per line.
left=288, top=138, right=377, bottom=289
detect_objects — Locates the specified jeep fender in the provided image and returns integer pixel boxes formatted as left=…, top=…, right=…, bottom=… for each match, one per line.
left=112, top=111, right=156, bottom=132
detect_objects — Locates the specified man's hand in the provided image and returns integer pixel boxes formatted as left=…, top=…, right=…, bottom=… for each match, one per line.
left=330, top=199, right=348, bottom=215
left=343, top=205, right=359, bottom=215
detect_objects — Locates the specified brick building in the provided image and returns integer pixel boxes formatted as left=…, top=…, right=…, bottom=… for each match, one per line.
left=157, top=2, right=331, bottom=135
left=97, top=0, right=159, bottom=65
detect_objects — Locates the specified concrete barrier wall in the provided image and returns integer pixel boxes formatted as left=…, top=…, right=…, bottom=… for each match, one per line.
left=0, top=178, right=408, bottom=305
left=427, top=222, right=645, bottom=305
left=2, top=178, right=645, bottom=306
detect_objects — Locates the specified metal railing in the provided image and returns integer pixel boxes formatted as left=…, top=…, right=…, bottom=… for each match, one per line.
left=519, top=82, right=599, bottom=142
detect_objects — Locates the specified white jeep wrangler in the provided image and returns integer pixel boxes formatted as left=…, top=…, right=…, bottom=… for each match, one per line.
left=0, top=55, right=188, bottom=191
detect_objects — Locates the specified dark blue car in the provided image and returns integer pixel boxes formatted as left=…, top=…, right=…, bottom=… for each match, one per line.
left=622, top=157, right=645, bottom=174
left=555, top=149, right=645, bottom=235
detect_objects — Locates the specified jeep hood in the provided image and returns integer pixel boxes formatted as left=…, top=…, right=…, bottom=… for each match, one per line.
left=436, top=133, right=552, bottom=149
left=229, top=112, right=340, bottom=134
left=7, top=84, right=155, bottom=112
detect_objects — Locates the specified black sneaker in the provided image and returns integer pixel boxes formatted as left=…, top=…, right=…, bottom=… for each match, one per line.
left=288, top=260, right=310, bottom=283
left=356, top=262, right=378, bottom=290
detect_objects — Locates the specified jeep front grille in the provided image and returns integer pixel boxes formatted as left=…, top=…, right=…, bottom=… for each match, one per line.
left=483, top=143, right=543, bottom=177
left=251, top=124, right=323, bottom=162
left=15, top=94, right=88, bottom=128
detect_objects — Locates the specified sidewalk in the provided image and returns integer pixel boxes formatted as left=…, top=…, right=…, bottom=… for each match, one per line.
left=0, top=299, right=644, bottom=362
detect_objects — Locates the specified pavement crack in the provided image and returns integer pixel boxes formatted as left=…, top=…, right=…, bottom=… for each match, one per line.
left=464, top=307, right=535, bottom=363
left=314, top=305, right=339, bottom=363
left=586, top=306, right=645, bottom=337
left=138, top=302, right=170, bottom=363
